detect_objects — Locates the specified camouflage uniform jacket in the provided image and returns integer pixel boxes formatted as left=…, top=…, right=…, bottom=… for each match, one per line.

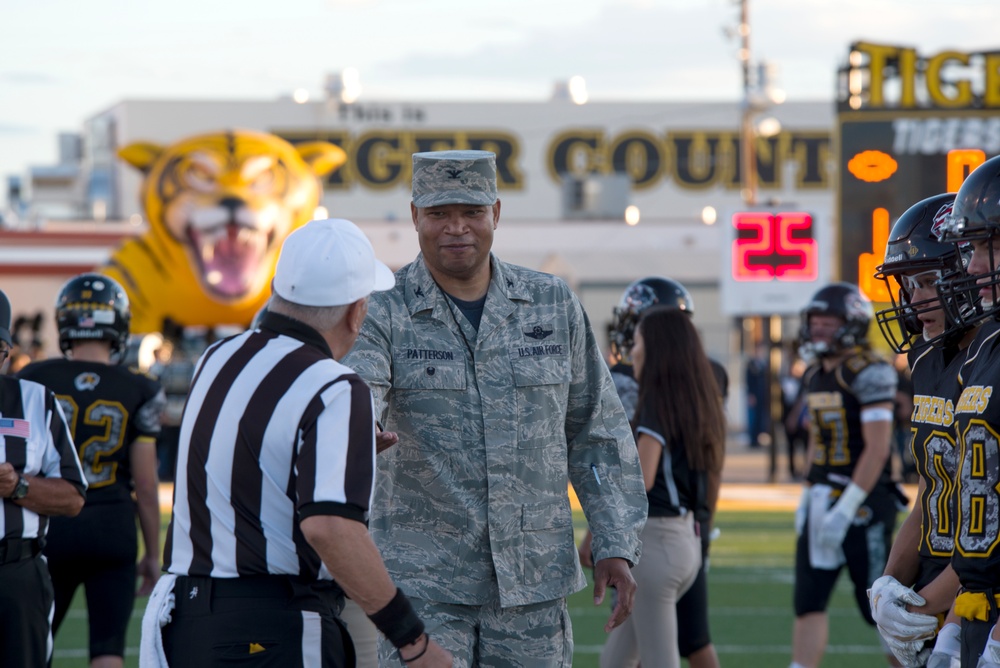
left=344, top=253, right=646, bottom=607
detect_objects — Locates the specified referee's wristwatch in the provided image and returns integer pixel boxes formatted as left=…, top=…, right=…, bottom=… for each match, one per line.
left=9, top=475, right=28, bottom=500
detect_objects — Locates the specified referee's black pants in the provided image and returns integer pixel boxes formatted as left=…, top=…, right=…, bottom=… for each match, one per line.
left=163, top=575, right=356, bottom=667
left=0, top=541, right=53, bottom=668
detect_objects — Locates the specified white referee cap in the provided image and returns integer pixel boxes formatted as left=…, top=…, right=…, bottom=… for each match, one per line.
left=273, top=218, right=395, bottom=307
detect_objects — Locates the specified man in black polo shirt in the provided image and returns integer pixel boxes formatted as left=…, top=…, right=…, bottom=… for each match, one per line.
left=144, top=219, right=450, bottom=667
left=0, top=288, right=88, bottom=668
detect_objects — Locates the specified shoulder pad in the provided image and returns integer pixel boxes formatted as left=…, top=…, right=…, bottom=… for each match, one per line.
left=843, top=349, right=886, bottom=374
left=848, top=360, right=898, bottom=405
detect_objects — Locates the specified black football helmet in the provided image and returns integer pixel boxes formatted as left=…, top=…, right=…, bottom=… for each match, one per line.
left=799, top=282, right=873, bottom=357
left=611, top=276, right=694, bottom=364
left=56, top=273, right=131, bottom=356
left=937, top=155, right=1000, bottom=328
left=873, top=194, right=972, bottom=353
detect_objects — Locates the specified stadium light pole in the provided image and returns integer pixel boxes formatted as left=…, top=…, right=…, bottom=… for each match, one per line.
left=738, top=0, right=756, bottom=207
left=737, top=0, right=783, bottom=482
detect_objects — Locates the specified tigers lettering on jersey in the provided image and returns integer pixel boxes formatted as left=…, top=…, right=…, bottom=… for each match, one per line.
left=911, top=395, right=955, bottom=426
left=955, top=386, right=993, bottom=415
left=807, top=392, right=843, bottom=409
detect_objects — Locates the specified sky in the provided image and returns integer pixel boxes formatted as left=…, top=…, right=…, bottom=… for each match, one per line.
left=1, top=0, right=997, bottom=195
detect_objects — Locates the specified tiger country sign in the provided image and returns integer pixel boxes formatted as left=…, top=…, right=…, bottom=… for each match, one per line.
left=88, top=99, right=834, bottom=224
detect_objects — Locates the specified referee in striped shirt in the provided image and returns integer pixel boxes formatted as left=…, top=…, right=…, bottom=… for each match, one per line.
left=154, top=219, right=451, bottom=667
left=0, top=288, right=87, bottom=668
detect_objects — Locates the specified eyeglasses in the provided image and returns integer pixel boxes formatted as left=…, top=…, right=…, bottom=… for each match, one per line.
left=898, top=269, right=943, bottom=293
left=0, top=349, right=8, bottom=364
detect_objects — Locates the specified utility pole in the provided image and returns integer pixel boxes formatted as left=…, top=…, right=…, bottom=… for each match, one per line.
left=736, top=0, right=782, bottom=482
left=739, top=0, right=757, bottom=206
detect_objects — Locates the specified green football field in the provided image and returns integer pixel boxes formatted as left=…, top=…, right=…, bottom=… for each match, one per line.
left=51, top=508, right=890, bottom=667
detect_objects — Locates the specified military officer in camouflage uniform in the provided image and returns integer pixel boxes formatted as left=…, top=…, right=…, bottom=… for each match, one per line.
left=343, top=150, right=647, bottom=667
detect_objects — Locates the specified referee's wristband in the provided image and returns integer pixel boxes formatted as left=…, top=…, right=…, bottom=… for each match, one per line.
left=367, top=588, right=425, bottom=649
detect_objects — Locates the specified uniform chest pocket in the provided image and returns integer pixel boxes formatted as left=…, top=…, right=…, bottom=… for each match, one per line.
left=393, top=360, right=467, bottom=390
left=511, top=354, right=571, bottom=387
left=511, top=355, right=571, bottom=449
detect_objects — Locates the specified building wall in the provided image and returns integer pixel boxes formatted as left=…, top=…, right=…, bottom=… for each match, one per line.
left=85, top=98, right=835, bottom=223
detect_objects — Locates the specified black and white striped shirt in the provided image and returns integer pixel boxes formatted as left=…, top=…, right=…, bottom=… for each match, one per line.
left=164, top=312, right=377, bottom=580
left=0, top=376, right=87, bottom=541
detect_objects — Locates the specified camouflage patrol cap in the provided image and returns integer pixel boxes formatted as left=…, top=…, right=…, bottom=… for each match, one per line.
left=412, top=150, right=498, bottom=207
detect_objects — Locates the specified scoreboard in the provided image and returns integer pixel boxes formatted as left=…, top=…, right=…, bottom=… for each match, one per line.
left=838, top=112, right=988, bottom=300
left=836, top=42, right=1000, bottom=300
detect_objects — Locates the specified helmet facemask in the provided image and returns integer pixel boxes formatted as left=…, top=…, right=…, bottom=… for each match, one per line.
left=937, top=229, right=1000, bottom=330
left=936, top=155, right=1000, bottom=331
left=798, top=283, right=872, bottom=358
left=877, top=264, right=973, bottom=353
left=873, top=194, right=973, bottom=353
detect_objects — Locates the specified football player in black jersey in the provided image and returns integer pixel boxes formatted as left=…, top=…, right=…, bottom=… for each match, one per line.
left=19, top=273, right=165, bottom=668
left=790, top=282, right=900, bottom=668
left=870, top=194, right=978, bottom=668
left=935, top=155, right=1000, bottom=668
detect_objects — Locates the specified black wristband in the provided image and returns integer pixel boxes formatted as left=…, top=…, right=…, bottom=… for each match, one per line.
left=399, top=633, right=429, bottom=664
left=367, top=588, right=425, bottom=649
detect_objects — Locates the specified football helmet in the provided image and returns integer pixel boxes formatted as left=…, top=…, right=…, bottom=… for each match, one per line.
left=56, top=273, right=131, bottom=356
left=799, top=282, right=873, bottom=357
left=873, top=194, right=972, bottom=353
left=611, top=276, right=693, bottom=364
left=937, top=155, right=1000, bottom=328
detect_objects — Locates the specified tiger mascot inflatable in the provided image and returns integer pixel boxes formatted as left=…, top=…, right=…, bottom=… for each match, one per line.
left=103, top=130, right=346, bottom=334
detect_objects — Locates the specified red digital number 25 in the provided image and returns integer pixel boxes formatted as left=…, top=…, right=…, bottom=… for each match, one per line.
left=731, top=212, right=817, bottom=282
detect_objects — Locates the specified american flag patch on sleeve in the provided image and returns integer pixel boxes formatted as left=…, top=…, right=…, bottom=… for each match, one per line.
left=0, top=418, right=30, bottom=438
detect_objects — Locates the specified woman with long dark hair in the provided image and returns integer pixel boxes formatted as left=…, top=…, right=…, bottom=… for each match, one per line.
left=600, top=306, right=726, bottom=668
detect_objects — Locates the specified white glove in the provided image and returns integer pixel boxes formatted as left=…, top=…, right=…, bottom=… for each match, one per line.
left=926, top=651, right=960, bottom=668
left=868, top=575, right=938, bottom=642
left=795, top=486, right=809, bottom=536
left=817, top=509, right=851, bottom=550
left=926, top=622, right=961, bottom=668
left=878, top=624, right=930, bottom=667
left=816, top=482, right=866, bottom=551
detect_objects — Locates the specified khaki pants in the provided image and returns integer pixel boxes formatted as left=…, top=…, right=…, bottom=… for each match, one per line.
left=600, top=514, right=701, bottom=668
